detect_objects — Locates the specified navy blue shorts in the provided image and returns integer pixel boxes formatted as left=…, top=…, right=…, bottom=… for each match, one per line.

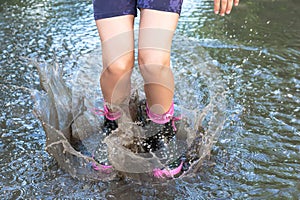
left=93, top=0, right=183, bottom=20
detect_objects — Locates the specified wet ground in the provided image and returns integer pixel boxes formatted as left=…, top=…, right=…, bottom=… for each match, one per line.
left=1, top=0, right=299, bottom=199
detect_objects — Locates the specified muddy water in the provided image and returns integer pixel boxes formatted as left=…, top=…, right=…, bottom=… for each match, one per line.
left=1, top=0, right=299, bottom=199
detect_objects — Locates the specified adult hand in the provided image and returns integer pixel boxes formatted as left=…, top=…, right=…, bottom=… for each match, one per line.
left=214, top=0, right=239, bottom=16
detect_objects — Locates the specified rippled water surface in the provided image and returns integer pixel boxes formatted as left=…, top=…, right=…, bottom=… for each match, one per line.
left=1, top=0, right=299, bottom=199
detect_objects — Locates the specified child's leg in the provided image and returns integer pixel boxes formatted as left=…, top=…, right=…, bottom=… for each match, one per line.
left=138, top=9, right=179, bottom=115
left=95, top=15, right=135, bottom=106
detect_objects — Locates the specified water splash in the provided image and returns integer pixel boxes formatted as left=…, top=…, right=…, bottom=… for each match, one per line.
left=32, top=35, right=227, bottom=181
left=32, top=60, right=117, bottom=181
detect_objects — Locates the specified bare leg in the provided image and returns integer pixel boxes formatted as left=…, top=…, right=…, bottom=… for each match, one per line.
left=95, top=15, right=135, bottom=107
left=138, top=9, right=179, bottom=115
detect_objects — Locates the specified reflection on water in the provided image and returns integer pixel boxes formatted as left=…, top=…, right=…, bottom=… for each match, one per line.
left=1, top=0, right=299, bottom=198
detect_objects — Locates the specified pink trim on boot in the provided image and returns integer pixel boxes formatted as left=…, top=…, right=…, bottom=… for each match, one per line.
left=91, top=162, right=113, bottom=173
left=146, top=102, right=181, bottom=131
left=153, top=161, right=184, bottom=178
left=92, top=104, right=122, bottom=121
left=91, top=154, right=113, bottom=173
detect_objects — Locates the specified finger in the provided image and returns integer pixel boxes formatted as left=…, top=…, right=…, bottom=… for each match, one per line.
left=226, top=0, right=233, bottom=14
left=220, top=0, right=227, bottom=16
left=234, top=0, right=239, bottom=6
left=214, top=0, right=220, bottom=14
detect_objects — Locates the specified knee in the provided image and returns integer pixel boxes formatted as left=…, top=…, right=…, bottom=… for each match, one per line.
left=138, top=50, right=170, bottom=70
left=102, top=54, right=134, bottom=77
left=138, top=50, right=174, bottom=89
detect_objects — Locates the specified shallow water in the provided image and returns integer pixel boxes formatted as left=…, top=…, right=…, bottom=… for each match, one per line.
left=1, top=0, right=300, bottom=199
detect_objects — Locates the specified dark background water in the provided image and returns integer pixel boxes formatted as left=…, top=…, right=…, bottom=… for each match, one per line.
left=1, top=0, right=299, bottom=199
